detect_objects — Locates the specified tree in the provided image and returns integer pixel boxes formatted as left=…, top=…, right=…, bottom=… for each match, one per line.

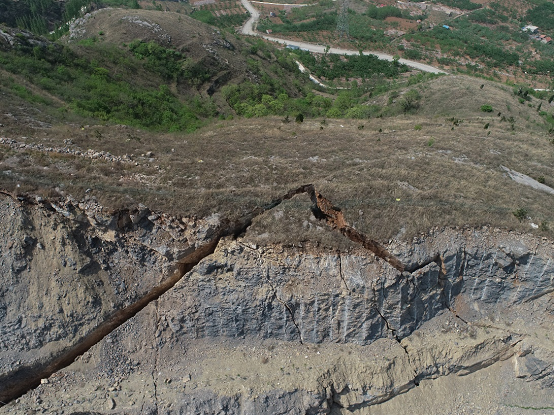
left=400, top=89, right=421, bottom=113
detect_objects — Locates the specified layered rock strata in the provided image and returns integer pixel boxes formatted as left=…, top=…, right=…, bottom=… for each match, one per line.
left=0, top=191, right=553, bottom=414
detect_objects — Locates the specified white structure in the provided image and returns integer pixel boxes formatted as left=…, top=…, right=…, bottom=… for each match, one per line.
left=522, top=25, right=539, bottom=34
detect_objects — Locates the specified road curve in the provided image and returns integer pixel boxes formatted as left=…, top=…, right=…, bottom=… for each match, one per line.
left=240, top=0, right=448, bottom=74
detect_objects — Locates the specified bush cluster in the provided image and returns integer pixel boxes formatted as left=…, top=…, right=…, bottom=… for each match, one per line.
left=480, top=104, right=493, bottom=112
left=296, top=51, right=408, bottom=81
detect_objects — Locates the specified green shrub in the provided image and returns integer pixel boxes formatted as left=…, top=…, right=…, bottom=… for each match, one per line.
left=480, top=104, right=493, bottom=112
left=400, top=89, right=421, bottom=113
left=326, top=107, right=343, bottom=118
left=404, top=49, right=422, bottom=60
left=345, top=105, right=371, bottom=119
left=366, top=5, right=402, bottom=20
left=512, top=207, right=528, bottom=222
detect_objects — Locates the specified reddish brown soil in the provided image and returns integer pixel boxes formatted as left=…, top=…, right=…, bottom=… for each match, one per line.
left=384, top=16, right=418, bottom=31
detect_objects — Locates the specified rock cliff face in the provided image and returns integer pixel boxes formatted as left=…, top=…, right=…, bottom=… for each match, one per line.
left=0, top=191, right=553, bottom=414
left=165, top=228, right=554, bottom=346
left=0, top=192, right=220, bottom=402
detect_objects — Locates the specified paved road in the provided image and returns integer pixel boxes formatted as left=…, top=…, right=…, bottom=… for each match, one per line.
left=240, top=0, right=448, bottom=74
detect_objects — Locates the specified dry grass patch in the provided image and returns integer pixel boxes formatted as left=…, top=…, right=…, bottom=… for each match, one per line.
left=1, top=75, right=553, bottom=243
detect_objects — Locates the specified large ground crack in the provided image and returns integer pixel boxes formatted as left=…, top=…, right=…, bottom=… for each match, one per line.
left=0, top=184, right=409, bottom=404
left=375, top=307, right=420, bottom=385
left=302, top=186, right=406, bottom=272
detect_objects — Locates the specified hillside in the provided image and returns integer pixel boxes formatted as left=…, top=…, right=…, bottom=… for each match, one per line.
left=62, top=8, right=266, bottom=99
left=0, top=9, right=315, bottom=132
left=4, top=0, right=554, bottom=86
left=0, top=67, right=553, bottom=242
left=0, top=4, right=554, bottom=415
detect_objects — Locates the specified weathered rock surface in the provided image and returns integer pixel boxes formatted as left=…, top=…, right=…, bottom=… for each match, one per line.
left=0, top=194, right=553, bottom=414
left=163, top=228, right=554, bottom=345
left=0, top=193, right=220, bottom=399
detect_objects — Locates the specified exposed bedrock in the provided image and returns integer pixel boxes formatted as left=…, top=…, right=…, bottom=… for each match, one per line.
left=162, top=230, right=554, bottom=346
left=0, top=190, right=553, bottom=413
left=0, top=192, right=221, bottom=403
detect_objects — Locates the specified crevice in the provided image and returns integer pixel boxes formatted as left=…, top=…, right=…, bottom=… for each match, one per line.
left=0, top=185, right=319, bottom=404
left=304, top=186, right=406, bottom=272
left=259, top=184, right=404, bottom=273
left=0, top=190, right=22, bottom=205
left=152, top=299, right=160, bottom=415
left=523, top=287, right=554, bottom=303
left=458, top=250, right=467, bottom=281
left=505, top=404, right=554, bottom=411
left=346, top=337, right=523, bottom=412
left=278, top=297, right=304, bottom=345
left=456, top=338, right=522, bottom=375
left=337, top=251, right=349, bottom=291
left=434, top=254, right=468, bottom=324
left=375, top=307, right=421, bottom=387
left=404, top=253, right=440, bottom=273
left=265, top=277, right=304, bottom=344
left=398, top=338, right=420, bottom=387
left=152, top=373, right=159, bottom=414
left=453, top=313, right=469, bottom=325
left=328, top=384, right=344, bottom=411
left=375, top=307, right=400, bottom=343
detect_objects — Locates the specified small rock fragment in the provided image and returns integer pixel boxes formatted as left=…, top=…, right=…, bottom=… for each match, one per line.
left=106, top=397, right=115, bottom=410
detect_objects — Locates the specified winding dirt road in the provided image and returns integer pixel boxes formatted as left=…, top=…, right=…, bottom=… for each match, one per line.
left=240, top=0, right=448, bottom=74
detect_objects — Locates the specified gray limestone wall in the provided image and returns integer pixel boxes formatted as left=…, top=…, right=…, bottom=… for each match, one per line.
left=160, top=229, right=554, bottom=346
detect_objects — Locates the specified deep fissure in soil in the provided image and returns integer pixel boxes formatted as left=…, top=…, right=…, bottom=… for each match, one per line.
left=0, top=184, right=411, bottom=404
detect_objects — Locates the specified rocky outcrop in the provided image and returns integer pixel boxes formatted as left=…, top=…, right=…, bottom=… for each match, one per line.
left=0, top=25, right=61, bottom=52
left=162, top=228, right=554, bottom=346
left=0, top=192, right=222, bottom=403
left=0, top=190, right=553, bottom=413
